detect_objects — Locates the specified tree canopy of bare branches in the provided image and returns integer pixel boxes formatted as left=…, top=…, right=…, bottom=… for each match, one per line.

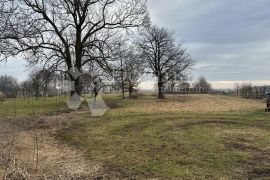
left=0, top=0, right=17, bottom=54
left=193, top=76, right=212, bottom=93
left=124, top=49, right=144, bottom=98
left=111, top=41, right=143, bottom=99
left=137, top=25, right=193, bottom=98
left=0, top=75, right=18, bottom=95
left=29, top=68, right=55, bottom=99
left=0, top=0, right=148, bottom=95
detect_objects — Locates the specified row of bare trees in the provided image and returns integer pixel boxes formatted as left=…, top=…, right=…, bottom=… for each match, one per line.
left=0, top=71, right=59, bottom=99
left=163, top=76, right=212, bottom=94
left=0, top=75, right=18, bottom=96
left=234, top=82, right=269, bottom=99
left=0, top=0, right=194, bottom=99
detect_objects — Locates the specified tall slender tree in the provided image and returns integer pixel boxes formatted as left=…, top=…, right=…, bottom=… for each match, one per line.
left=124, top=48, right=144, bottom=98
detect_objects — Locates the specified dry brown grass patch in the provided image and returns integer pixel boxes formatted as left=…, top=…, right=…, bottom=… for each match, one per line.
left=0, top=114, right=102, bottom=179
left=125, top=94, right=264, bottom=113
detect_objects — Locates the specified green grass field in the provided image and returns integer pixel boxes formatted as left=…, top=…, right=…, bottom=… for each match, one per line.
left=0, top=96, right=69, bottom=117
left=57, top=94, right=270, bottom=179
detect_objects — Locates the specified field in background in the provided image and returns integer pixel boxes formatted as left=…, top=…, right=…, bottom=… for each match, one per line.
left=0, top=94, right=269, bottom=179
left=59, top=94, right=270, bottom=179
left=0, top=94, right=121, bottom=117
left=0, top=96, right=69, bottom=117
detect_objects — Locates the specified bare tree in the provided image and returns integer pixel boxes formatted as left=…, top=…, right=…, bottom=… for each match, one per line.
left=29, top=68, right=54, bottom=99
left=0, top=1, right=15, bottom=33
left=124, top=48, right=144, bottom=98
left=165, top=73, right=189, bottom=93
left=193, top=76, right=212, bottom=93
left=40, top=69, right=55, bottom=98
left=19, top=80, right=32, bottom=98
left=165, top=77, right=177, bottom=94
left=82, top=61, right=111, bottom=98
left=112, top=42, right=143, bottom=99
left=137, top=25, right=193, bottom=98
left=0, top=75, right=18, bottom=96
left=0, top=0, right=17, bottom=58
left=1, top=0, right=148, bottom=96
left=179, top=81, right=190, bottom=93
left=234, top=83, right=240, bottom=96
left=234, top=82, right=267, bottom=99
left=30, top=70, right=44, bottom=99
left=112, top=41, right=128, bottom=99
left=239, top=82, right=253, bottom=98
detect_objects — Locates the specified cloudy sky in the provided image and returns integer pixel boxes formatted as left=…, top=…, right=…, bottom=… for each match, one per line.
left=1, top=0, right=270, bottom=89
left=147, top=0, right=270, bottom=88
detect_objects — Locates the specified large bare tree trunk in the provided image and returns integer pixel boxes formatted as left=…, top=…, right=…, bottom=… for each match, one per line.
left=158, top=82, right=164, bottom=99
left=128, top=83, right=132, bottom=98
left=121, top=80, right=125, bottom=99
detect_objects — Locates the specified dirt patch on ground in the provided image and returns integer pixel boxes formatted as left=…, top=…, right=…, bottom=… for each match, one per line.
left=225, top=141, right=259, bottom=152
left=250, top=168, right=270, bottom=177
left=225, top=137, right=270, bottom=179
left=0, top=113, right=103, bottom=179
left=173, top=120, right=239, bottom=130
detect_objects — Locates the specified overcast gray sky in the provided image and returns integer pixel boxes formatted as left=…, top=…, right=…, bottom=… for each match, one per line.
left=1, top=0, right=270, bottom=88
left=148, top=0, right=270, bottom=84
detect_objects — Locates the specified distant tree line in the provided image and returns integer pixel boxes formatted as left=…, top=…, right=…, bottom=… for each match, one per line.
left=163, top=76, right=212, bottom=94
left=234, top=82, right=269, bottom=99
left=0, top=75, right=18, bottom=96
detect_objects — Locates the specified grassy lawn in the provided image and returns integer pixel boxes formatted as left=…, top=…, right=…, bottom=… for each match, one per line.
left=59, top=94, right=270, bottom=179
left=0, top=94, right=121, bottom=117
left=0, top=96, right=69, bottom=117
